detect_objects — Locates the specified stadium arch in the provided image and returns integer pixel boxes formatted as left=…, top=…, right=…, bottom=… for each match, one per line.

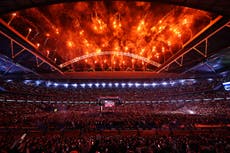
left=59, top=51, right=161, bottom=68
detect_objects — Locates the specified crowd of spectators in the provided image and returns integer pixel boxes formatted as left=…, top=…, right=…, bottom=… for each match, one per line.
left=1, top=78, right=225, bottom=102
left=0, top=79, right=229, bottom=152
left=0, top=100, right=229, bottom=131
left=0, top=133, right=229, bottom=153
left=0, top=78, right=229, bottom=131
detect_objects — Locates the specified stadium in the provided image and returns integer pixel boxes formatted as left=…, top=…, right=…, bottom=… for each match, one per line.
left=0, top=0, right=230, bottom=152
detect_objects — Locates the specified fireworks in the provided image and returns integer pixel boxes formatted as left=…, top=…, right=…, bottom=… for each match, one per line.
left=6, top=1, right=213, bottom=71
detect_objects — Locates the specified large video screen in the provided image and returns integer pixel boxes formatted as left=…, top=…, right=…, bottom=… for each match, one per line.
left=104, top=100, right=115, bottom=107
left=99, top=97, right=121, bottom=107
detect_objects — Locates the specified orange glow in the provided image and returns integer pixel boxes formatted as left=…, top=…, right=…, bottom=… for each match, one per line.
left=46, top=50, right=50, bottom=56
left=167, top=41, right=171, bottom=46
left=113, top=20, right=122, bottom=30
left=96, top=48, right=101, bottom=53
left=113, top=21, right=117, bottom=29
left=137, top=19, right=146, bottom=33
left=155, top=53, right=160, bottom=59
left=147, top=56, right=152, bottom=60
left=162, top=47, right=165, bottom=53
left=114, top=46, right=119, bottom=51
left=46, top=33, right=50, bottom=37
left=79, top=30, right=84, bottom=35
left=11, top=1, right=213, bottom=71
left=55, top=28, right=59, bottom=35
left=92, top=16, right=107, bottom=33
left=67, top=41, right=74, bottom=48
left=182, top=19, right=188, bottom=25
left=152, top=46, right=156, bottom=53
left=151, top=26, right=156, bottom=31
left=12, top=13, right=17, bottom=17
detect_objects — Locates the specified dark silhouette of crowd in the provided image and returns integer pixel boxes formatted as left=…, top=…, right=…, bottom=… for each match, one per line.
left=0, top=133, right=229, bottom=153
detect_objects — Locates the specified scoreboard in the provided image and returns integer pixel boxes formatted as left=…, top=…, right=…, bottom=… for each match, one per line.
left=98, top=96, right=122, bottom=107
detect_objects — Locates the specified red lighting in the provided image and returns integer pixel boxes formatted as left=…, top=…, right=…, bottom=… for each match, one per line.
left=8, top=1, right=213, bottom=71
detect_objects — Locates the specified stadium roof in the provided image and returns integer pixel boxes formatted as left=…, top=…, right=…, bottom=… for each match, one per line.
left=0, top=0, right=229, bottom=79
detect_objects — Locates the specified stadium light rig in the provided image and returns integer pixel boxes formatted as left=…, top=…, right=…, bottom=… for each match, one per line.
left=88, top=83, right=93, bottom=88
left=135, top=83, right=141, bottom=87
left=162, top=82, right=168, bottom=86
left=152, top=83, right=157, bottom=87
left=72, top=83, right=77, bottom=88
left=23, top=80, right=32, bottom=84
left=46, top=81, right=52, bottom=87
left=95, top=83, right=100, bottom=88
left=80, top=83, right=86, bottom=88
left=101, top=83, right=106, bottom=88
left=54, top=83, right=59, bottom=87
left=128, top=83, right=133, bottom=87
left=169, top=81, right=176, bottom=86
left=121, top=83, right=126, bottom=88
left=64, top=83, right=69, bottom=88
left=19, top=78, right=201, bottom=89
left=223, top=82, right=230, bottom=91
left=35, top=80, right=42, bottom=86
left=108, top=83, right=113, bottom=87
left=114, top=83, right=119, bottom=87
